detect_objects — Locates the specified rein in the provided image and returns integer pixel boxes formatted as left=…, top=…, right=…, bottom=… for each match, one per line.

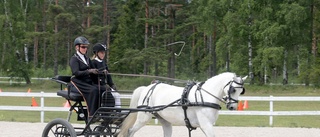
left=198, top=80, right=244, bottom=106
left=197, top=86, right=227, bottom=104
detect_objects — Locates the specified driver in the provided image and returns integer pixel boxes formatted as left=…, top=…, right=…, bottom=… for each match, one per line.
left=69, top=36, right=100, bottom=120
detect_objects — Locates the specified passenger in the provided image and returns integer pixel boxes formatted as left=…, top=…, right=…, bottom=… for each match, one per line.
left=69, top=36, right=100, bottom=120
left=91, top=43, right=121, bottom=108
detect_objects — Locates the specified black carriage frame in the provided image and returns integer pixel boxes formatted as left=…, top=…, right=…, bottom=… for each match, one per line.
left=42, top=76, right=162, bottom=137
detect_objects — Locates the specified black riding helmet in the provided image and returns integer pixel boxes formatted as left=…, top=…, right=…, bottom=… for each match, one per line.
left=74, top=36, right=90, bottom=46
left=93, top=43, right=107, bottom=54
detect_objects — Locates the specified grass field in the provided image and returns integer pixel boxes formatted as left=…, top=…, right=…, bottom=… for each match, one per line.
left=0, top=79, right=320, bottom=128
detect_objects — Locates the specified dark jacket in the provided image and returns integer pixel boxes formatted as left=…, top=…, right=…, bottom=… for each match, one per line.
left=69, top=53, right=94, bottom=84
left=91, top=59, right=114, bottom=87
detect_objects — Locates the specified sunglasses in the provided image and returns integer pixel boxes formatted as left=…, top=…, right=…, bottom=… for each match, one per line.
left=80, top=46, right=88, bottom=49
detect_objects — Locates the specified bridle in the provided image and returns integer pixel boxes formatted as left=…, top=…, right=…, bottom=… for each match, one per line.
left=197, top=79, right=245, bottom=106
left=223, top=80, right=245, bottom=107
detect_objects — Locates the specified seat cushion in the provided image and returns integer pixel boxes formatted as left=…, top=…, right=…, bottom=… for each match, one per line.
left=57, top=90, right=84, bottom=101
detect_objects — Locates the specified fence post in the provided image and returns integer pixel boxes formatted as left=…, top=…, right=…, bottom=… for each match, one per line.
left=41, top=91, right=44, bottom=123
left=269, top=95, right=273, bottom=126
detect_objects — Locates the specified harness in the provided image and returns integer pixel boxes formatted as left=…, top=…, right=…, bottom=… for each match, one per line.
left=181, top=82, right=197, bottom=134
left=141, top=82, right=161, bottom=107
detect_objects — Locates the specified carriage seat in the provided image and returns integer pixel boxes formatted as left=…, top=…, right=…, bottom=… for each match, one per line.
left=52, top=75, right=84, bottom=101
left=57, top=89, right=84, bottom=101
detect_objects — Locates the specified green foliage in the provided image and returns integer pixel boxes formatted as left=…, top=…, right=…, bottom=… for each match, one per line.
left=48, top=4, right=65, bottom=15
left=2, top=55, right=33, bottom=84
left=111, top=0, right=145, bottom=73
left=33, top=68, right=71, bottom=78
left=0, top=0, right=320, bottom=86
left=55, top=13, right=75, bottom=25
left=261, top=47, right=284, bottom=68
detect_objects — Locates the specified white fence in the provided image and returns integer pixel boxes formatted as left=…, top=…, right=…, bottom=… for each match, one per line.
left=220, top=96, right=320, bottom=126
left=0, top=77, right=51, bottom=84
left=0, top=92, right=320, bottom=126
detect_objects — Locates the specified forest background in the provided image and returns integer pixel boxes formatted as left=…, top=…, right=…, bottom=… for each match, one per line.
left=0, top=0, right=320, bottom=86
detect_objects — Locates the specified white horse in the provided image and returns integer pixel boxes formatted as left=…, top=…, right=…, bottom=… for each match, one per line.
left=118, top=72, right=247, bottom=137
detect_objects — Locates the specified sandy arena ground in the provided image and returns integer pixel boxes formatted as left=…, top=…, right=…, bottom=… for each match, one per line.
left=1, top=121, right=320, bottom=137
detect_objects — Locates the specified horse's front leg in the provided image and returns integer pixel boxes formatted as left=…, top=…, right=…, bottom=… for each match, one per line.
left=128, top=112, right=152, bottom=137
left=199, top=123, right=215, bottom=137
left=157, top=116, right=172, bottom=137
left=197, top=112, right=217, bottom=137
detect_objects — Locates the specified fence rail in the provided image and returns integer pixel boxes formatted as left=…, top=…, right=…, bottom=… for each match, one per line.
left=0, top=92, right=320, bottom=125
left=0, top=76, right=310, bottom=86
left=0, top=77, right=50, bottom=84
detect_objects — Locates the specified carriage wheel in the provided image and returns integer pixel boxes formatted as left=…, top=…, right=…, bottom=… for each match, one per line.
left=42, top=118, right=77, bottom=137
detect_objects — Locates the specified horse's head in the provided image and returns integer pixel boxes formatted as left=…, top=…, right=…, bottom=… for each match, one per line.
left=223, top=75, right=248, bottom=110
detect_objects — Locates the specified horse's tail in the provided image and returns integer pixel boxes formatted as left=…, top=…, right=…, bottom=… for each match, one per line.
left=118, top=86, right=146, bottom=137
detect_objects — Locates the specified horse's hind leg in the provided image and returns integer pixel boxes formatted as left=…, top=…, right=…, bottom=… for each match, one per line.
left=156, top=116, right=172, bottom=137
left=127, top=112, right=152, bottom=137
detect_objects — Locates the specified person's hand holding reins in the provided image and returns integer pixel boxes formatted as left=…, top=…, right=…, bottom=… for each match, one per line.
left=103, top=69, right=109, bottom=75
left=87, top=69, right=98, bottom=74
left=111, top=84, right=117, bottom=91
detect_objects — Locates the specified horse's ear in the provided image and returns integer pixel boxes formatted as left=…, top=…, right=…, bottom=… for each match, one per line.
left=242, top=75, right=248, bottom=81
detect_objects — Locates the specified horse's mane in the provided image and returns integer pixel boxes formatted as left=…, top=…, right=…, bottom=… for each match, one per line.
left=206, top=72, right=236, bottom=84
left=195, top=72, right=235, bottom=95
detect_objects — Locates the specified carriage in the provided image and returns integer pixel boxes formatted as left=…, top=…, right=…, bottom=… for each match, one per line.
left=42, top=75, right=154, bottom=137
left=42, top=72, right=247, bottom=137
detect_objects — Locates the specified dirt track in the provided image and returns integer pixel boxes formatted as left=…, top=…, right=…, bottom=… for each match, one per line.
left=1, top=121, right=320, bottom=137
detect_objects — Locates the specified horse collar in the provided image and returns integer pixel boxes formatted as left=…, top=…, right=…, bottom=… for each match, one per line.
left=181, top=81, right=196, bottom=104
left=181, top=82, right=197, bottom=133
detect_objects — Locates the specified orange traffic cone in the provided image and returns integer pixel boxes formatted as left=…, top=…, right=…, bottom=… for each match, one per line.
left=27, top=88, right=31, bottom=93
left=31, top=97, right=38, bottom=107
left=63, top=101, right=70, bottom=108
left=237, top=100, right=243, bottom=111
left=0, top=88, right=2, bottom=92
left=243, top=100, right=249, bottom=109
left=64, top=87, right=67, bottom=91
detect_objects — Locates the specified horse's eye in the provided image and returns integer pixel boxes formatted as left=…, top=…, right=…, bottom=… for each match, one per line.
left=229, top=86, right=235, bottom=93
